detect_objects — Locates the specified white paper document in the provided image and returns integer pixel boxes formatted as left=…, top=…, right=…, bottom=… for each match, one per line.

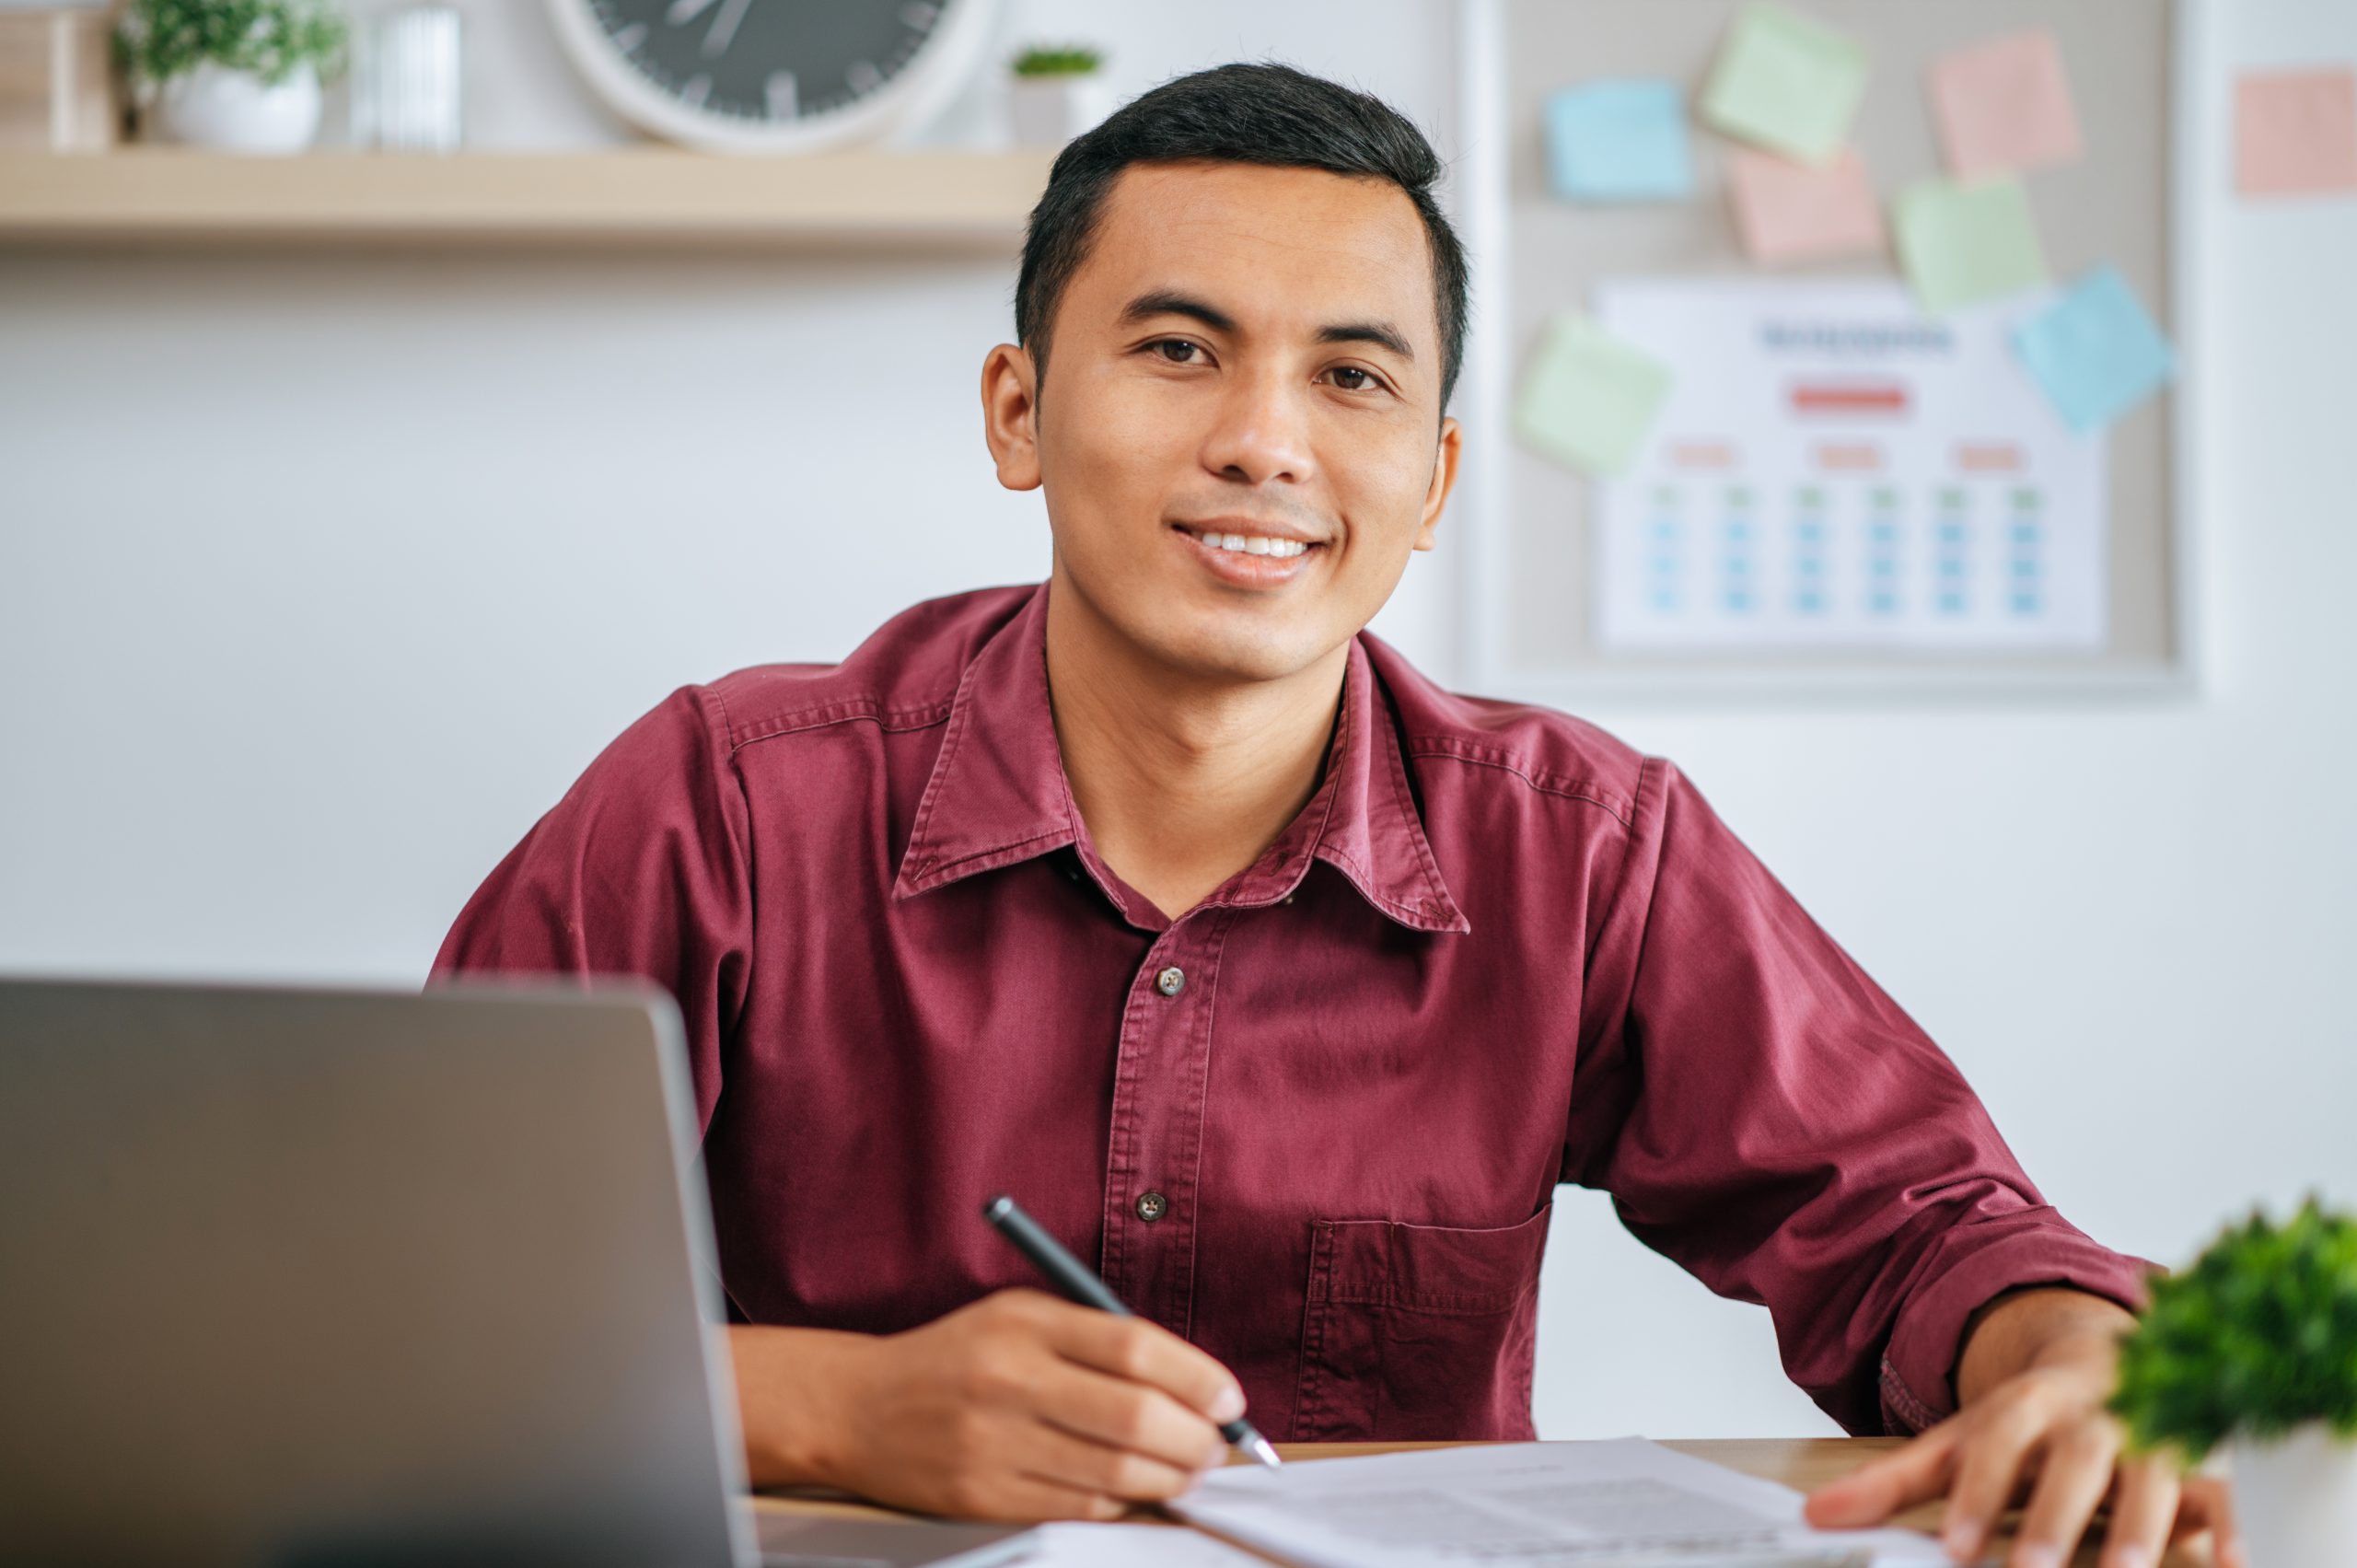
left=1172, top=1437, right=1947, bottom=1567
left=1589, top=278, right=2108, bottom=654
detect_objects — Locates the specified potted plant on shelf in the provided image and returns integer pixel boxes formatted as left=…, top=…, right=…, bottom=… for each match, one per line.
left=115, top=0, right=348, bottom=155
left=1006, top=44, right=1112, bottom=149
left=2110, top=1196, right=2357, bottom=1568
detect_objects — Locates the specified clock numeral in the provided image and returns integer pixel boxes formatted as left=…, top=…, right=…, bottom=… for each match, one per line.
left=610, top=20, right=646, bottom=56
left=701, top=0, right=749, bottom=58
left=900, top=2, right=940, bottom=29
left=680, top=73, right=712, bottom=109
left=764, top=71, right=799, bottom=121
left=846, top=60, right=883, bottom=96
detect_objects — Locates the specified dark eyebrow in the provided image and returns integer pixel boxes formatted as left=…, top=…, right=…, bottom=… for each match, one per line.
left=1117, top=289, right=1417, bottom=365
left=1120, top=289, right=1237, bottom=335
left=1316, top=319, right=1416, bottom=363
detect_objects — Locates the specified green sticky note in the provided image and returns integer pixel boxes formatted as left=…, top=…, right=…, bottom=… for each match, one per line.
left=1700, top=3, right=1870, bottom=165
left=1892, top=176, right=2051, bottom=313
left=1513, top=314, right=1671, bottom=477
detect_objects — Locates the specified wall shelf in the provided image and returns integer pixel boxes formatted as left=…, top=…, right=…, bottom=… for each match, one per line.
left=0, top=148, right=1057, bottom=249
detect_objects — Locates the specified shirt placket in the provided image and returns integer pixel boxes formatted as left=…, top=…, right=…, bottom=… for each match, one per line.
left=1097, top=906, right=1233, bottom=1341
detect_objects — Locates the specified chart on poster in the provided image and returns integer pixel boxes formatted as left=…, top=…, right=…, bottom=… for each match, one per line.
left=1591, top=278, right=2107, bottom=653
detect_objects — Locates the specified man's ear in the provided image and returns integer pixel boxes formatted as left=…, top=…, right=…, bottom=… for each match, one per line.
left=981, top=343, right=1043, bottom=492
left=1413, top=415, right=1463, bottom=552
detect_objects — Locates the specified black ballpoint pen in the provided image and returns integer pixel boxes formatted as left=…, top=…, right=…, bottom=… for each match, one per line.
left=981, top=1193, right=1283, bottom=1469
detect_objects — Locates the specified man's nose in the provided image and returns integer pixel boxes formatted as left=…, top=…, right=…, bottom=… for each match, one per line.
left=1199, top=367, right=1316, bottom=487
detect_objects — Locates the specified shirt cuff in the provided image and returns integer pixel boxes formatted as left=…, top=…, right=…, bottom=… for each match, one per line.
left=1877, top=1221, right=2161, bottom=1436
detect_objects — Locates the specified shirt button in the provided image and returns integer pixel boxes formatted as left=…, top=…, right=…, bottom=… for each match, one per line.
left=1134, top=1190, right=1168, bottom=1223
left=1154, top=966, right=1185, bottom=997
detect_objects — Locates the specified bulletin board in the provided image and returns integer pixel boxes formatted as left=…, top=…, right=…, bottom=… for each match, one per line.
left=1452, top=0, right=2202, bottom=698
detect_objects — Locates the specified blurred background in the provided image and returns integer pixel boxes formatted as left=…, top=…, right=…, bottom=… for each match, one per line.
left=3, top=0, right=2351, bottom=1443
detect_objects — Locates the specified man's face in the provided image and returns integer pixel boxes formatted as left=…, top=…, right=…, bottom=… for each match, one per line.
left=984, top=160, right=1461, bottom=687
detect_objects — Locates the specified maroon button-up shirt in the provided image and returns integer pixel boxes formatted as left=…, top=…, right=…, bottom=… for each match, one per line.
left=433, top=580, right=2150, bottom=1442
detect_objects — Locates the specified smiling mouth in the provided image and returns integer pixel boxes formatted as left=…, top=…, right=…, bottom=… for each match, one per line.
left=1171, top=523, right=1324, bottom=559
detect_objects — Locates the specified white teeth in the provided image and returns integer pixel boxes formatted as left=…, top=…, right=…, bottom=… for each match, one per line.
left=1192, top=529, right=1308, bottom=559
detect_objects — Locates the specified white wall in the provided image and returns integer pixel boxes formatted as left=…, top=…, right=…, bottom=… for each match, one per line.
left=3, top=0, right=2351, bottom=1442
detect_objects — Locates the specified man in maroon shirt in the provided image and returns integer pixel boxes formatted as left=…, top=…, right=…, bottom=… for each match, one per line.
left=436, top=64, right=2237, bottom=1568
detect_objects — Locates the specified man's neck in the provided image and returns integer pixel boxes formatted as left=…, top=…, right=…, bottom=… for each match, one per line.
left=1043, top=573, right=1346, bottom=923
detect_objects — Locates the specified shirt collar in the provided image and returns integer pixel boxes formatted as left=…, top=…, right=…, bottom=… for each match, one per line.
left=890, top=581, right=1469, bottom=935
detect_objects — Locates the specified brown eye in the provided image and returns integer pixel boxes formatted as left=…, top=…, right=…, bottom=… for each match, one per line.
left=1154, top=340, right=1199, bottom=363
left=1330, top=367, right=1376, bottom=391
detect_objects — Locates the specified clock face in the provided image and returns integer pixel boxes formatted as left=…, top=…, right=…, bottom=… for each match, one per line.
left=549, top=0, right=994, bottom=152
left=589, top=0, right=942, bottom=125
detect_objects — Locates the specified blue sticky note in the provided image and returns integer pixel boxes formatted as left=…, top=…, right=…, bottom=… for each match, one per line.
left=2012, top=266, right=2177, bottom=431
left=1545, top=80, right=1695, bottom=202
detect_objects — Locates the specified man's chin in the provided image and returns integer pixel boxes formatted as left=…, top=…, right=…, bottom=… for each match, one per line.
left=1138, top=609, right=1347, bottom=689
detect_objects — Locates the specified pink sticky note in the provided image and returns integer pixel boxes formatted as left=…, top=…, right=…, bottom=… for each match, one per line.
left=1928, top=29, right=2084, bottom=180
left=2236, top=67, right=2357, bottom=197
left=1726, top=145, right=1886, bottom=264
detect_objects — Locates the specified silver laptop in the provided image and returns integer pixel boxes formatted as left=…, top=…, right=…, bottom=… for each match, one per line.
left=0, top=978, right=1033, bottom=1568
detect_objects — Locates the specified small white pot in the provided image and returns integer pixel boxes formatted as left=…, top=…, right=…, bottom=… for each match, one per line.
left=2226, top=1423, right=2357, bottom=1568
left=149, top=60, right=322, bottom=154
left=1006, top=73, right=1116, bottom=148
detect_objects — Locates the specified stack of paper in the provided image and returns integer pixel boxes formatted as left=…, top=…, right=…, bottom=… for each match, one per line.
left=1173, top=1437, right=1948, bottom=1567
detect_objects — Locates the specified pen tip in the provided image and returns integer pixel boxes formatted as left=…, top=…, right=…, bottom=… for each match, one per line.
left=1248, top=1434, right=1283, bottom=1469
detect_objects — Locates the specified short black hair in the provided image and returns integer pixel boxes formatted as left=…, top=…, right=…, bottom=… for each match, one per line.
left=1015, top=61, right=1469, bottom=413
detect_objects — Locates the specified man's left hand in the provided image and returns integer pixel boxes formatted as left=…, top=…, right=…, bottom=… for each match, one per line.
left=1802, top=1296, right=2244, bottom=1568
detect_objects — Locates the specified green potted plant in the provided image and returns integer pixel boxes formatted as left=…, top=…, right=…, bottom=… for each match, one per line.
left=1006, top=44, right=1111, bottom=149
left=2110, top=1196, right=2357, bottom=1568
left=115, top=0, right=348, bottom=154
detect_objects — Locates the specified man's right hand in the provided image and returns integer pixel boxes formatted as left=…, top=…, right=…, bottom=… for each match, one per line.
left=729, top=1288, right=1251, bottom=1521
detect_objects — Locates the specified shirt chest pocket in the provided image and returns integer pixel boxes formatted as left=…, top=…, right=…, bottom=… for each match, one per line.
left=1290, top=1200, right=1553, bottom=1442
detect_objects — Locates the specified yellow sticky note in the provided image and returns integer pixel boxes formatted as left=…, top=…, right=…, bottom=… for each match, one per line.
left=1892, top=176, right=2050, bottom=313
left=1513, top=315, right=1671, bottom=477
left=1701, top=3, right=1870, bottom=166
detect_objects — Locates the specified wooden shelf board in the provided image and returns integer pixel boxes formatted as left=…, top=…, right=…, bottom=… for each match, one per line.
left=0, top=148, right=1057, bottom=248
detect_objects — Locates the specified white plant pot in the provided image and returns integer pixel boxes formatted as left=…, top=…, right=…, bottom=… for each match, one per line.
left=1007, top=74, right=1115, bottom=148
left=150, top=60, right=322, bottom=155
left=2226, top=1423, right=2357, bottom=1568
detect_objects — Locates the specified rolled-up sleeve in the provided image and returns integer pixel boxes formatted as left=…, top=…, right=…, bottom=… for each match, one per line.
left=429, top=684, right=752, bottom=1139
left=1562, top=757, right=2156, bottom=1434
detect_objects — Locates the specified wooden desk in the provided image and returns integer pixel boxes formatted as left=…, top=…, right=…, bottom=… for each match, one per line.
left=754, top=1437, right=2219, bottom=1566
